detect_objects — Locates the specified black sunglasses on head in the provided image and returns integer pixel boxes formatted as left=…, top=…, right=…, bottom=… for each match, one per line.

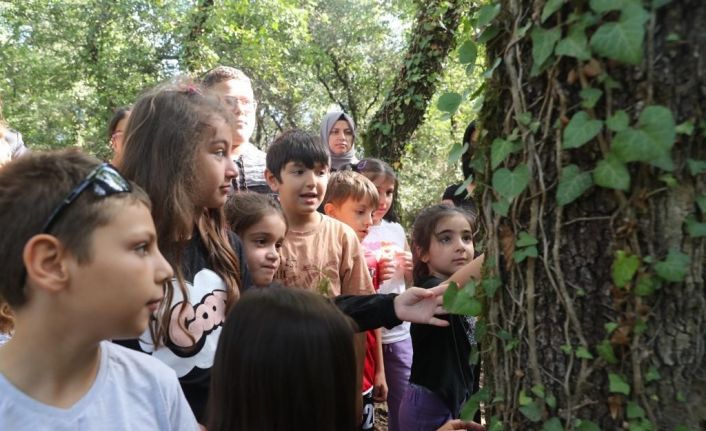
left=40, top=163, right=132, bottom=234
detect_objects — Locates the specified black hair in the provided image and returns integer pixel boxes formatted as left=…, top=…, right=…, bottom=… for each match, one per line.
left=107, top=107, right=131, bottom=139
left=461, top=121, right=477, bottom=180
left=346, top=158, right=400, bottom=223
left=266, top=129, right=330, bottom=182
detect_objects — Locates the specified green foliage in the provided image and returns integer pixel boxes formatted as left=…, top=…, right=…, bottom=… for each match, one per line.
left=687, top=159, right=706, bottom=175
left=593, top=154, right=630, bottom=191
left=563, top=111, right=603, bottom=149
left=531, top=27, right=561, bottom=73
left=519, top=400, right=543, bottom=422
left=443, top=281, right=483, bottom=316
left=460, top=386, right=490, bottom=421
left=627, top=401, right=646, bottom=419
left=458, top=40, right=478, bottom=65
left=557, top=164, right=594, bottom=206
left=438, top=92, right=463, bottom=113
left=542, top=418, right=563, bottom=431
left=597, top=339, right=618, bottom=364
left=612, top=250, right=640, bottom=288
left=653, top=249, right=690, bottom=282
left=608, top=372, right=631, bottom=395
left=476, top=3, right=501, bottom=28
left=607, top=110, right=630, bottom=132
left=634, top=274, right=659, bottom=296
left=612, top=106, right=675, bottom=163
left=492, top=164, right=530, bottom=198
left=491, top=137, right=517, bottom=168
left=555, top=24, right=591, bottom=61
left=575, top=419, right=601, bottom=431
left=590, top=1, right=649, bottom=65
left=541, top=0, right=564, bottom=23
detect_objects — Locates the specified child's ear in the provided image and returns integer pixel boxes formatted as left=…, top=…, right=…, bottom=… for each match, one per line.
left=22, top=234, right=71, bottom=293
left=323, top=203, right=337, bottom=217
left=264, top=169, right=280, bottom=193
left=415, top=245, right=430, bottom=264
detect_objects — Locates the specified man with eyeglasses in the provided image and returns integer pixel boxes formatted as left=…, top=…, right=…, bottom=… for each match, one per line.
left=202, top=66, right=270, bottom=194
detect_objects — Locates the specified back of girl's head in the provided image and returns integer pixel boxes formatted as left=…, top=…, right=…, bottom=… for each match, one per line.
left=346, top=158, right=399, bottom=222
left=208, top=288, right=358, bottom=431
left=225, top=192, right=286, bottom=236
left=411, top=204, right=476, bottom=283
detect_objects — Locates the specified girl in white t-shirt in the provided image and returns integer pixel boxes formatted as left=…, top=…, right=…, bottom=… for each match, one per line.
left=350, top=158, right=413, bottom=431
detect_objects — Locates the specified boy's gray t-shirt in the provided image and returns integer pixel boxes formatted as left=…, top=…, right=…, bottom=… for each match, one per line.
left=0, top=341, right=198, bottom=430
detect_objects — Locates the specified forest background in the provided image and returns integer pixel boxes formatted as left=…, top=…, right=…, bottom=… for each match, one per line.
left=2, top=1, right=704, bottom=430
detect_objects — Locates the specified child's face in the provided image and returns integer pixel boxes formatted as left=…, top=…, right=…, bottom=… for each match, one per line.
left=210, top=78, right=256, bottom=147
left=328, top=120, right=354, bottom=155
left=326, top=198, right=375, bottom=241
left=192, top=116, right=237, bottom=209
left=267, top=161, right=329, bottom=219
left=68, top=201, right=173, bottom=339
left=371, top=176, right=395, bottom=224
left=241, top=213, right=287, bottom=288
left=421, top=214, right=475, bottom=279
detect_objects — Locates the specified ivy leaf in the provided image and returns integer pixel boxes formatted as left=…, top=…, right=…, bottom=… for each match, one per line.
left=477, top=25, right=500, bottom=44
left=460, top=387, right=490, bottom=421
left=443, top=281, right=483, bottom=316
left=627, top=401, right=646, bottom=419
left=575, top=420, right=601, bottom=431
left=531, top=26, right=561, bottom=70
left=580, top=88, right=603, bottom=109
left=545, top=393, right=557, bottom=409
left=590, top=2, right=649, bottom=65
left=687, top=159, right=706, bottom=175
left=654, top=249, right=690, bottom=282
left=493, top=164, right=530, bottom=198
left=613, top=105, right=675, bottom=163
left=541, top=0, right=564, bottom=23
left=604, top=322, right=618, bottom=334
left=516, top=231, right=538, bottom=247
left=675, top=120, right=694, bottom=136
left=557, top=164, right=593, bottom=206
left=634, top=274, right=659, bottom=296
left=438, top=92, right=463, bottom=114
left=519, top=389, right=533, bottom=406
left=607, top=110, right=630, bottom=132
left=531, top=384, right=545, bottom=399
left=612, top=250, right=640, bottom=288
left=608, top=373, right=631, bottom=395
left=590, top=0, right=624, bottom=13
left=513, top=246, right=538, bottom=263
left=492, top=198, right=511, bottom=217
left=560, top=344, right=573, bottom=355
left=476, top=3, right=501, bottom=28
left=696, top=195, right=706, bottom=213
left=458, top=40, right=478, bottom=65
left=491, top=138, right=516, bottom=169
left=482, top=58, right=502, bottom=79
left=685, top=216, right=706, bottom=238
left=563, top=111, right=603, bottom=149
left=482, top=276, right=502, bottom=297
left=645, top=366, right=661, bottom=383
left=597, top=339, right=618, bottom=364
left=640, top=105, right=676, bottom=151
left=520, top=401, right=543, bottom=422
left=456, top=175, right=474, bottom=196
left=542, top=418, right=563, bottom=431
left=576, top=346, right=594, bottom=359
left=593, top=154, right=630, bottom=191
left=555, top=25, right=591, bottom=61
left=448, top=142, right=470, bottom=164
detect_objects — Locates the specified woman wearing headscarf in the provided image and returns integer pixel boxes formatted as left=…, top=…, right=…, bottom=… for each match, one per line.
left=320, top=111, right=358, bottom=171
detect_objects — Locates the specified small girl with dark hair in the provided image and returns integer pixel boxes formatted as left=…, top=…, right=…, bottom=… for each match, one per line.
left=115, top=79, right=251, bottom=422
left=225, top=192, right=287, bottom=288
left=399, top=204, right=480, bottom=430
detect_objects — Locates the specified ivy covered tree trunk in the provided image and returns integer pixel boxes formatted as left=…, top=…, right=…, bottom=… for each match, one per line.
left=470, top=0, right=705, bottom=429
left=363, top=0, right=465, bottom=165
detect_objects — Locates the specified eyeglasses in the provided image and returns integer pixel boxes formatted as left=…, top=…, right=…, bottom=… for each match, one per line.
left=223, top=96, right=256, bottom=111
left=40, top=163, right=132, bottom=234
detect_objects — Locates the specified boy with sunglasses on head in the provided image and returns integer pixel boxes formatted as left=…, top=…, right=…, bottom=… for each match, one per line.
left=0, top=150, right=197, bottom=430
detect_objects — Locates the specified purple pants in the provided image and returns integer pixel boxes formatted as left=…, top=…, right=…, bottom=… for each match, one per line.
left=383, top=337, right=412, bottom=431
left=398, top=383, right=453, bottom=431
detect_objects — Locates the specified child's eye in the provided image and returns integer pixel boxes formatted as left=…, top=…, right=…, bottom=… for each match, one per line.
left=438, top=235, right=451, bottom=244
left=134, top=242, right=149, bottom=256
left=214, top=149, right=226, bottom=158
left=275, top=241, right=283, bottom=249
left=462, top=235, right=474, bottom=243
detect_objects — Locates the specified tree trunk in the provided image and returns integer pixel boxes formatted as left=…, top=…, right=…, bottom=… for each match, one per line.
left=182, top=0, right=214, bottom=75
left=475, top=0, right=705, bottom=429
left=363, top=0, right=464, bottom=165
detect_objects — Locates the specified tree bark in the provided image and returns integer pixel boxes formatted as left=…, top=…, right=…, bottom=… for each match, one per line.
left=476, top=0, right=705, bottom=429
left=363, top=0, right=464, bottom=165
left=182, top=0, right=214, bottom=75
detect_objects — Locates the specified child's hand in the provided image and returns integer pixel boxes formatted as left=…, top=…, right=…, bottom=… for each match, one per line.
left=372, top=372, right=388, bottom=402
left=436, top=419, right=485, bottom=431
left=396, top=250, right=413, bottom=274
left=378, top=256, right=396, bottom=282
left=394, top=287, right=449, bottom=327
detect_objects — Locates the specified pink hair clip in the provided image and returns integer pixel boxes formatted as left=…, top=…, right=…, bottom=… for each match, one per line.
left=183, top=84, right=202, bottom=96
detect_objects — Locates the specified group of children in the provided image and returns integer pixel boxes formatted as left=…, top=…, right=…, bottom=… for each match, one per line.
left=0, top=67, right=485, bottom=431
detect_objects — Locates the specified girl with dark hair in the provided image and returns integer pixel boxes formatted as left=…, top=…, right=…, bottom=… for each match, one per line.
left=115, top=80, right=251, bottom=423
left=399, top=204, right=481, bottom=430
left=107, top=107, right=130, bottom=163
left=321, top=111, right=358, bottom=170
left=347, top=157, right=413, bottom=431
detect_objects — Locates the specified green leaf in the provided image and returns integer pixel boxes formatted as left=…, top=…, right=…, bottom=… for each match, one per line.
left=542, top=418, right=563, bottom=431
left=597, top=339, right=618, bottom=364
left=590, top=2, right=649, bottom=65
left=482, top=277, right=502, bottom=297
left=612, top=250, right=640, bottom=288
left=687, top=159, right=706, bottom=175
left=645, top=366, right=661, bottom=383
left=634, top=274, right=659, bottom=296
left=659, top=174, right=677, bottom=188
left=608, top=373, right=631, bottom=395
left=607, top=110, right=630, bottom=132
left=604, top=322, right=618, bottom=334
left=590, top=0, right=623, bottom=13
left=685, top=216, right=706, bottom=237
left=448, top=142, right=469, bottom=164
left=675, top=120, right=694, bottom=136
left=516, top=231, right=538, bottom=247
left=519, top=401, right=543, bottom=422
left=557, top=164, right=593, bottom=206
left=477, top=3, right=501, bottom=28
left=634, top=318, right=647, bottom=335
left=563, top=111, right=603, bottom=149
left=482, top=58, right=502, bottom=79
left=492, top=198, right=511, bottom=216
left=460, top=387, right=490, bottom=421
left=488, top=416, right=503, bottom=431
left=443, top=281, right=483, bottom=316
left=613, top=106, right=675, bottom=163
left=492, top=164, right=530, bottom=198
left=593, top=154, right=630, bottom=191
left=580, top=88, right=603, bottom=109
left=531, top=384, right=546, bottom=399
left=491, top=138, right=516, bottom=169
left=438, top=92, right=463, bottom=113
left=477, top=25, right=500, bottom=44
left=541, top=0, right=564, bottom=22
left=555, top=25, right=592, bottom=61
left=627, top=401, right=646, bottom=419
left=575, top=419, right=601, bottom=431
left=513, top=246, right=538, bottom=263
left=696, top=195, right=706, bottom=213
left=560, top=344, right=573, bottom=355
left=653, top=249, right=690, bottom=282
left=576, top=346, right=594, bottom=359
left=545, top=393, right=557, bottom=409
left=456, top=175, right=474, bottom=196
left=517, top=112, right=532, bottom=126
left=458, top=40, right=478, bottom=65
left=519, top=389, right=533, bottom=406
left=531, top=26, right=561, bottom=68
